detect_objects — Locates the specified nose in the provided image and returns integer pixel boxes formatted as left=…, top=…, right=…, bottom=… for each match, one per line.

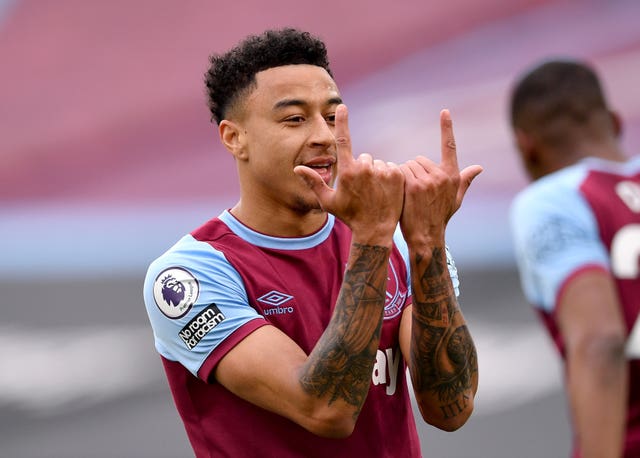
left=308, top=114, right=335, bottom=148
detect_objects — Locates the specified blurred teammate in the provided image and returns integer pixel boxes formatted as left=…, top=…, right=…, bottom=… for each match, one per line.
left=509, top=59, right=640, bottom=457
left=143, top=28, right=480, bottom=457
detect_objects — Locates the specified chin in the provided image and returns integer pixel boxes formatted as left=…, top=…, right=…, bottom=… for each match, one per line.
left=292, top=195, right=324, bottom=214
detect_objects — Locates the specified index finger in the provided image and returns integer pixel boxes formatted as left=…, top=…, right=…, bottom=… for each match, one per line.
left=440, top=109, right=459, bottom=171
left=334, top=104, right=354, bottom=166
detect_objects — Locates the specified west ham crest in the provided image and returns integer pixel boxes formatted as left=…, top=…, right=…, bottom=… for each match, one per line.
left=384, top=260, right=406, bottom=320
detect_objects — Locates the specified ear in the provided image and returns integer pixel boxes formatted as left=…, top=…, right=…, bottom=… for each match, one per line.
left=609, top=110, right=623, bottom=138
left=514, top=127, right=543, bottom=180
left=219, top=120, right=248, bottom=160
left=514, top=128, right=536, bottom=163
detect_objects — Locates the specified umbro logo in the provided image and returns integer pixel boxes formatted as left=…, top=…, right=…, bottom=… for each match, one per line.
left=257, top=290, right=293, bottom=306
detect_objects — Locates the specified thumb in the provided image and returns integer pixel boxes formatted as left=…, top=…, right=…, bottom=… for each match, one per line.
left=456, top=165, right=483, bottom=207
left=294, top=165, right=334, bottom=206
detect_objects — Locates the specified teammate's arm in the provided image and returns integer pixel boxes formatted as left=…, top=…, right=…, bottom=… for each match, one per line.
left=398, top=110, right=480, bottom=430
left=557, top=268, right=627, bottom=458
left=215, top=104, right=405, bottom=438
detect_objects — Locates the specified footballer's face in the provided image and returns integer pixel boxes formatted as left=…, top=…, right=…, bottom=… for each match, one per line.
left=229, top=64, right=341, bottom=214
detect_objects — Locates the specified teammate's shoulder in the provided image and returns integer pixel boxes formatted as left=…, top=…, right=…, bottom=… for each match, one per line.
left=513, top=159, right=609, bottom=209
left=611, top=154, right=640, bottom=175
left=628, top=154, right=640, bottom=169
left=576, top=155, right=640, bottom=175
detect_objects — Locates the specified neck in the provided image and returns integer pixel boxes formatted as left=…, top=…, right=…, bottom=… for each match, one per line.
left=534, top=138, right=627, bottom=180
left=230, top=199, right=328, bottom=237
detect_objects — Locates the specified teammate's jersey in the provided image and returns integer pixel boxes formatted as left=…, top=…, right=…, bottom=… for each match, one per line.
left=143, top=210, right=460, bottom=458
left=510, top=156, right=640, bottom=457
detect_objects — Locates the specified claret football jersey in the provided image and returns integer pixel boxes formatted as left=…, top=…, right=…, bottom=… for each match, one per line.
left=144, top=210, right=460, bottom=458
left=510, top=156, right=640, bottom=457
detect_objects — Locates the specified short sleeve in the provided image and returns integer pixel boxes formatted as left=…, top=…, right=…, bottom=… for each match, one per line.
left=510, top=174, right=610, bottom=312
left=143, top=235, right=266, bottom=378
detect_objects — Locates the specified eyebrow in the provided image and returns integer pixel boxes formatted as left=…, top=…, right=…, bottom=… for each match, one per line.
left=272, top=96, right=343, bottom=111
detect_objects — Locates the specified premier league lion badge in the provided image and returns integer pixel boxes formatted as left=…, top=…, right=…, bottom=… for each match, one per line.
left=153, top=267, right=199, bottom=319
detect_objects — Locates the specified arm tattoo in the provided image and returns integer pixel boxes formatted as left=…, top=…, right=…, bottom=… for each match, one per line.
left=410, top=247, right=478, bottom=416
left=300, top=243, right=389, bottom=415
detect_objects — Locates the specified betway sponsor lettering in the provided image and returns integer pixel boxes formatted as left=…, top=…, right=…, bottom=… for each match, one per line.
left=179, top=304, right=225, bottom=350
left=372, top=347, right=402, bottom=395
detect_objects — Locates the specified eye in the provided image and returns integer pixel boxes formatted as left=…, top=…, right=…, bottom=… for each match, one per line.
left=284, top=115, right=305, bottom=123
left=325, top=113, right=336, bottom=125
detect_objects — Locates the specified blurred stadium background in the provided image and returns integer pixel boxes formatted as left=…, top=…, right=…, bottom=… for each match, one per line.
left=1, top=0, right=639, bottom=456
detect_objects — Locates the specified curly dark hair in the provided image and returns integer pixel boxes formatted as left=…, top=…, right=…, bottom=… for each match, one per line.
left=204, top=28, right=333, bottom=125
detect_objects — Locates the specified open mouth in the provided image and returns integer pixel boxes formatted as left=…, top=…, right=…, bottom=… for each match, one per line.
left=306, top=163, right=332, bottom=172
left=303, top=158, right=335, bottom=183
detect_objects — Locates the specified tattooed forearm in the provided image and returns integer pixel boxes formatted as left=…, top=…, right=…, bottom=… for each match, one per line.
left=410, top=247, right=478, bottom=410
left=300, top=243, right=389, bottom=414
left=411, top=324, right=477, bottom=400
left=416, top=250, right=456, bottom=322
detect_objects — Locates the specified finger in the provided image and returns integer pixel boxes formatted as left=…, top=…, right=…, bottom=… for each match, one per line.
left=440, top=109, right=459, bottom=171
left=357, top=153, right=374, bottom=165
left=373, top=159, right=386, bottom=170
left=414, top=155, right=438, bottom=173
left=403, top=159, right=429, bottom=180
left=334, top=104, right=354, bottom=167
left=399, top=163, right=413, bottom=180
left=294, top=165, right=334, bottom=204
left=456, top=164, right=484, bottom=206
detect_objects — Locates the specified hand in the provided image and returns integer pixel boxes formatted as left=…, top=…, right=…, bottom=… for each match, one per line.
left=294, top=104, right=405, bottom=245
left=399, top=109, right=483, bottom=245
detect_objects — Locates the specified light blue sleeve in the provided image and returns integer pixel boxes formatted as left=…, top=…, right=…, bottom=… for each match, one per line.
left=392, top=226, right=460, bottom=298
left=510, top=170, right=610, bottom=312
left=143, top=234, right=263, bottom=377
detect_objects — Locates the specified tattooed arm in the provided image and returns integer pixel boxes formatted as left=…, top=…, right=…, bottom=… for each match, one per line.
left=398, top=110, right=482, bottom=430
left=216, top=241, right=394, bottom=437
left=299, top=242, right=391, bottom=433
left=216, top=105, right=405, bottom=437
left=402, top=246, right=478, bottom=430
